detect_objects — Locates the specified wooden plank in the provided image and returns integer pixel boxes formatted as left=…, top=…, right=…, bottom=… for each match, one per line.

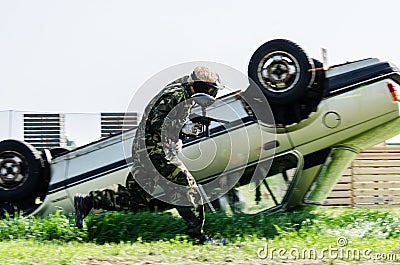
left=328, top=190, right=352, bottom=198
left=353, top=160, right=400, bottom=167
left=317, top=146, right=400, bottom=207
left=353, top=167, right=400, bottom=175
left=361, top=146, right=400, bottom=152
left=338, top=175, right=353, bottom=183
left=357, top=153, right=400, bottom=159
left=354, top=196, right=400, bottom=204
left=354, top=190, right=400, bottom=196
left=333, top=183, right=352, bottom=190
left=353, top=175, right=400, bottom=182
left=322, top=198, right=352, bottom=205
left=342, top=169, right=352, bottom=176
left=353, top=182, right=400, bottom=189
left=358, top=150, right=400, bottom=155
left=355, top=204, right=399, bottom=208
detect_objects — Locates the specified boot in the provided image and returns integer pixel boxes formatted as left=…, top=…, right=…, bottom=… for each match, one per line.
left=198, top=234, right=227, bottom=245
left=74, top=194, right=93, bottom=229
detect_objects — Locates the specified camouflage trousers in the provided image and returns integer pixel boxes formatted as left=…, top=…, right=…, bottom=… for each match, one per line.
left=90, top=149, right=205, bottom=238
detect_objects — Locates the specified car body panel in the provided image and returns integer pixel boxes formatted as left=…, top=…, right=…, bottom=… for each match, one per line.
left=288, top=71, right=400, bottom=155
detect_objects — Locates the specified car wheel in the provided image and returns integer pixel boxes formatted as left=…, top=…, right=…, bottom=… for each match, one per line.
left=248, top=39, right=315, bottom=105
left=247, top=39, right=325, bottom=125
left=0, top=140, right=45, bottom=202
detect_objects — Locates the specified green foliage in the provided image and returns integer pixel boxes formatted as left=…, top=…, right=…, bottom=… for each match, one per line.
left=299, top=208, right=400, bottom=239
left=85, top=209, right=322, bottom=243
left=85, top=207, right=400, bottom=244
left=0, top=210, right=85, bottom=242
left=0, top=208, right=399, bottom=264
left=86, top=210, right=186, bottom=243
left=0, top=208, right=399, bottom=245
left=203, top=211, right=316, bottom=241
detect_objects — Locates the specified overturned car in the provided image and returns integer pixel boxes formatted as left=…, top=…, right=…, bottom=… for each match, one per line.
left=1, top=39, right=400, bottom=216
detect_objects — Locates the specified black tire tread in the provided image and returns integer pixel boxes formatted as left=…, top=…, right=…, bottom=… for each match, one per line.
left=247, top=39, right=326, bottom=125
left=0, top=140, right=45, bottom=202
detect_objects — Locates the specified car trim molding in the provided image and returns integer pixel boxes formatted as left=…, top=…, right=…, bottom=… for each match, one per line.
left=327, top=73, right=400, bottom=98
left=48, top=159, right=132, bottom=194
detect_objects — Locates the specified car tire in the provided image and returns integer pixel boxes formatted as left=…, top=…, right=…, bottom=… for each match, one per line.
left=0, top=140, right=45, bottom=202
left=247, top=39, right=326, bottom=125
left=248, top=39, right=315, bottom=105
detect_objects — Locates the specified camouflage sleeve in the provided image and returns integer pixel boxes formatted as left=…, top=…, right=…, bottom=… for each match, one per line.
left=148, top=91, right=186, bottom=142
left=166, top=75, right=189, bottom=87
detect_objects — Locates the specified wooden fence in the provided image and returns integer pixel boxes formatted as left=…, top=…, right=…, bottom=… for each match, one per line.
left=325, top=146, right=400, bottom=207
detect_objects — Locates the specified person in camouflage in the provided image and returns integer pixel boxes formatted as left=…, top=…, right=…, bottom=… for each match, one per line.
left=74, top=66, right=226, bottom=244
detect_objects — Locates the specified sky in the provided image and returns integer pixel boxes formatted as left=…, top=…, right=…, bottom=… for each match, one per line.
left=1, top=0, right=400, bottom=144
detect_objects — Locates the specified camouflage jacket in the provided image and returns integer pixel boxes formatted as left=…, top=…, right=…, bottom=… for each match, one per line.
left=133, top=76, right=194, bottom=156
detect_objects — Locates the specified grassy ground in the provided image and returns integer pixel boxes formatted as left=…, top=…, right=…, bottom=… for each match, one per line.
left=0, top=207, right=399, bottom=264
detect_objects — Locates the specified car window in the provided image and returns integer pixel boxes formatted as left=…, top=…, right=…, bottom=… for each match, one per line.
left=206, top=95, right=254, bottom=126
left=183, top=94, right=256, bottom=143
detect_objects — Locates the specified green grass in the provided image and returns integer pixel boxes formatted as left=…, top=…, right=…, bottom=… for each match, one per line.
left=0, top=208, right=399, bottom=264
